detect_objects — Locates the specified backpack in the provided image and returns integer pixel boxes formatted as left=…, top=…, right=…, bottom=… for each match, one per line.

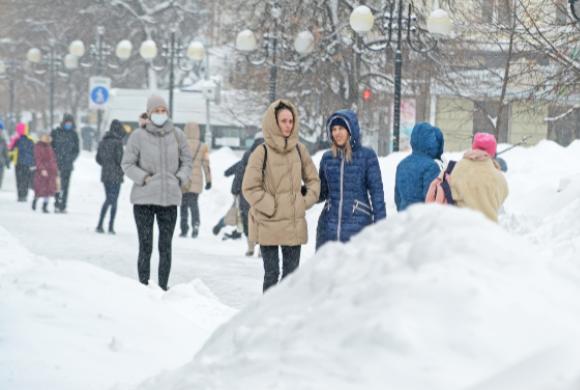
left=262, top=143, right=307, bottom=196
left=425, top=161, right=456, bottom=205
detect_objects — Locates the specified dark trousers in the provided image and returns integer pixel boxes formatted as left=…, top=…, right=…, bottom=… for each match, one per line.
left=260, top=245, right=301, bottom=292
left=241, top=209, right=249, bottom=237
left=15, top=164, right=31, bottom=201
left=55, top=169, right=72, bottom=210
left=180, top=192, right=199, bottom=234
left=97, top=182, right=121, bottom=230
left=133, top=205, right=177, bottom=290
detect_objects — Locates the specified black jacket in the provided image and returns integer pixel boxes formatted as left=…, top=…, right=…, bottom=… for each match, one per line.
left=238, top=137, right=264, bottom=213
left=51, top=115, right=80, bottom=171
left=96, top=120, right=125, bottom=184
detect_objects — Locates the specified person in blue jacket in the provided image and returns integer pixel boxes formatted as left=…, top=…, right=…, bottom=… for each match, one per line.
left=394, top=122, right=444, bottom=211
left=316, top=109, right=386, bottom=250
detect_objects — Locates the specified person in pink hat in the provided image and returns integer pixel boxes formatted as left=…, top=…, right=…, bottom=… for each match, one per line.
left=449, top=132, right=508, bottom=222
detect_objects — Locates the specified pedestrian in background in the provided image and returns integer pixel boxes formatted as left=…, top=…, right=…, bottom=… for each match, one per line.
left=0, top=120, right=10, bottom=189
left=96, top=119, right=125, bottom=234
left=180, top=121, right=211, bottom=238
left=51, top=114, right=80, bottom=213
left=8, top=122, right=35, bottom=202
left=395, top=122, right=444, bottom=212
left=32, top=130, right=58, bottom=213
left=122, top=95, right=193, bottom=291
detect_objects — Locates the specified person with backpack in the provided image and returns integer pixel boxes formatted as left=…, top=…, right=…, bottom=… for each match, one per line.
left=8, top=122, right=35, bottom=202
left=316, top=109, right=386, bottom=250
left=95, top=120, right=126, bottom=234
left=180, top=121, right=211, bottom=238
left=242, top=100, right=320, bottom=292
left=122, top=95, right=193, bottom=291
left=51, top=114, right=80, bottom=213
left=395, top=122, right=444, bottom=212
left=449, top=132, right=508, bottom=222
left=32, top=130, right=58, bottom=213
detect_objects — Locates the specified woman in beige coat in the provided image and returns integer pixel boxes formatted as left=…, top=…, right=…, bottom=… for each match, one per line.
left=180, top=122, right=211, bottom=238
left=243, top=100, right=320, bottom=292
left=450, top=132, right=508, bottom=222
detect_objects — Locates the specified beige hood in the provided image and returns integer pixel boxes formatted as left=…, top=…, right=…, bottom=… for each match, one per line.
left=185, top=122, right=201, bottom=140
left=262, top=99, right=299, bottom=154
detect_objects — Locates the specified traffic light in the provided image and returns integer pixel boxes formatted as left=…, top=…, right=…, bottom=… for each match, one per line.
left=362, top=88, right=372, bottom=102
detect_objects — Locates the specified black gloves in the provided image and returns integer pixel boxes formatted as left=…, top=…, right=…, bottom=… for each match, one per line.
left=205, top=182, right=212, bottom=190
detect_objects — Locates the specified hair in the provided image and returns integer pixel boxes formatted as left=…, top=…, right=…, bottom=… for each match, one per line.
left=274, top=102, right=294, bottom=124
left=331, top=134, right=353, bottom=163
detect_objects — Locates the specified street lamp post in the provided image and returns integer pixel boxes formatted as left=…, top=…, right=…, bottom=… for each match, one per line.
left=350, top=2, right=452, bottom=152
left=0, top=59, right=23, bottom=134
left=26, top=40, right=78, bottom=129
left=139, top=28, right=203, bottom=118
left=570, top=0, right=580, bottom=21
left=69, top=26, right=132, bottom=140
left=235, top=2, right=315, bottom=102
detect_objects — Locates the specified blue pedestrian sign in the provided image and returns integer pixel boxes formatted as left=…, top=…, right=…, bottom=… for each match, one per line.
left=88, top=76, right=111, bottom=109
left=90, top=86, right=109, bottom=105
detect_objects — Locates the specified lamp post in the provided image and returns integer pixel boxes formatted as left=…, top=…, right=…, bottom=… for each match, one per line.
left=235, top=1, right=315, bottom=102
left=69, top=26, right=131, bottom=140
left=350, top=2, right=452, bottom=152
left=0, top=58, right=24, bottom=134
left=138, top=27, right=203, bottom=118
left=26, top=40, right=78, bottom=129
left=571, top=0, right=580, bottom=21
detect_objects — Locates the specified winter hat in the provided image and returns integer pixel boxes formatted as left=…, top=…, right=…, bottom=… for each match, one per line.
left=38, top=129, right=51, bottom=138
left=109, top=119, right=125, bottom=138
left=328, top=116, right=351, bottom=135
left=62, top=113, right=75, bottom=124
left=254, top=131, right=264, bottom=140
left=146, top=95, right=168, bottom=115
left=15, top=122, right=27, bottom=136
left=472, top=132, right=497, bottom=157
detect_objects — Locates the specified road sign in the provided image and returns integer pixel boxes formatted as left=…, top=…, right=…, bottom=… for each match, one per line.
left=89, top=76, right=111, bottom=110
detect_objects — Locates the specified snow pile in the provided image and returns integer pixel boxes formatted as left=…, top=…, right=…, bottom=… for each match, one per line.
left=135, top=206, right=580, bottom=390
left=0, top=226, right=235, bottom=390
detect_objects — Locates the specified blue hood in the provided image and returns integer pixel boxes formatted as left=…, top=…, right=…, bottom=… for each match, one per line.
left=326, top=109, right=361, bottom=151
left=410, top=122, right=444, bottom=159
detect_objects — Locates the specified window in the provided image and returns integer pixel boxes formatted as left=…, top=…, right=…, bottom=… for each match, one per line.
left=478, top=0, right=513, bottom=26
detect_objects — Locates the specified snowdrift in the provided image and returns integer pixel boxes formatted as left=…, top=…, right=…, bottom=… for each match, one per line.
left=135, top=205, right=580, bottom=390
left=0, top=226, right=235, bottom=390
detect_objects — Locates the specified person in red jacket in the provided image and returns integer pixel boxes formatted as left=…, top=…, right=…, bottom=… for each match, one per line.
left=32, top=131, right=59, bottom=213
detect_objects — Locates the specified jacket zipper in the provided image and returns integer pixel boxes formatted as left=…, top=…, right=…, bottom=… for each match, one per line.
left=337, top=156, right=345, bottom=241
left=353, top=200, right=372, bottom=217
left=161, top=134, right=167, bottom=205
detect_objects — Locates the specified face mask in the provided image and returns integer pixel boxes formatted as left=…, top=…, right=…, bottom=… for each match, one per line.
left=63, top=123, right=73, bottom=131
left=150, top=113, right=168, bottom=127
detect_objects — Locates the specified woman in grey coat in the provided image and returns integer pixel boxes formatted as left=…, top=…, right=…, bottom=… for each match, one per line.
left=122, top=95, right=193, bottom=290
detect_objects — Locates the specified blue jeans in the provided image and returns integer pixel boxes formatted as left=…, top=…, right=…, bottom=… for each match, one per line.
left=97, top=182, right=121, bottom=230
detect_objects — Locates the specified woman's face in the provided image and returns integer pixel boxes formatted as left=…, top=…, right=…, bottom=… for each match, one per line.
left=277, top=109, right=294, bottom=138
left=332, top=125, right=349, bottom=147
left=40, top=134, right=50, bottom=143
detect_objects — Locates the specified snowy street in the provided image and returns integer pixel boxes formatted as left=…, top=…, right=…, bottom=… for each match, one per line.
left=2, top=141, right=580, bottom=389
left=0, top=148, right=264, bottom=309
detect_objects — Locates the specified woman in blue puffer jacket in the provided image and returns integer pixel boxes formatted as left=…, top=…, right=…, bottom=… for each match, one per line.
left=394, top=122, right=444, bottom=211
left=316, top=110, right=386, bottom=250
